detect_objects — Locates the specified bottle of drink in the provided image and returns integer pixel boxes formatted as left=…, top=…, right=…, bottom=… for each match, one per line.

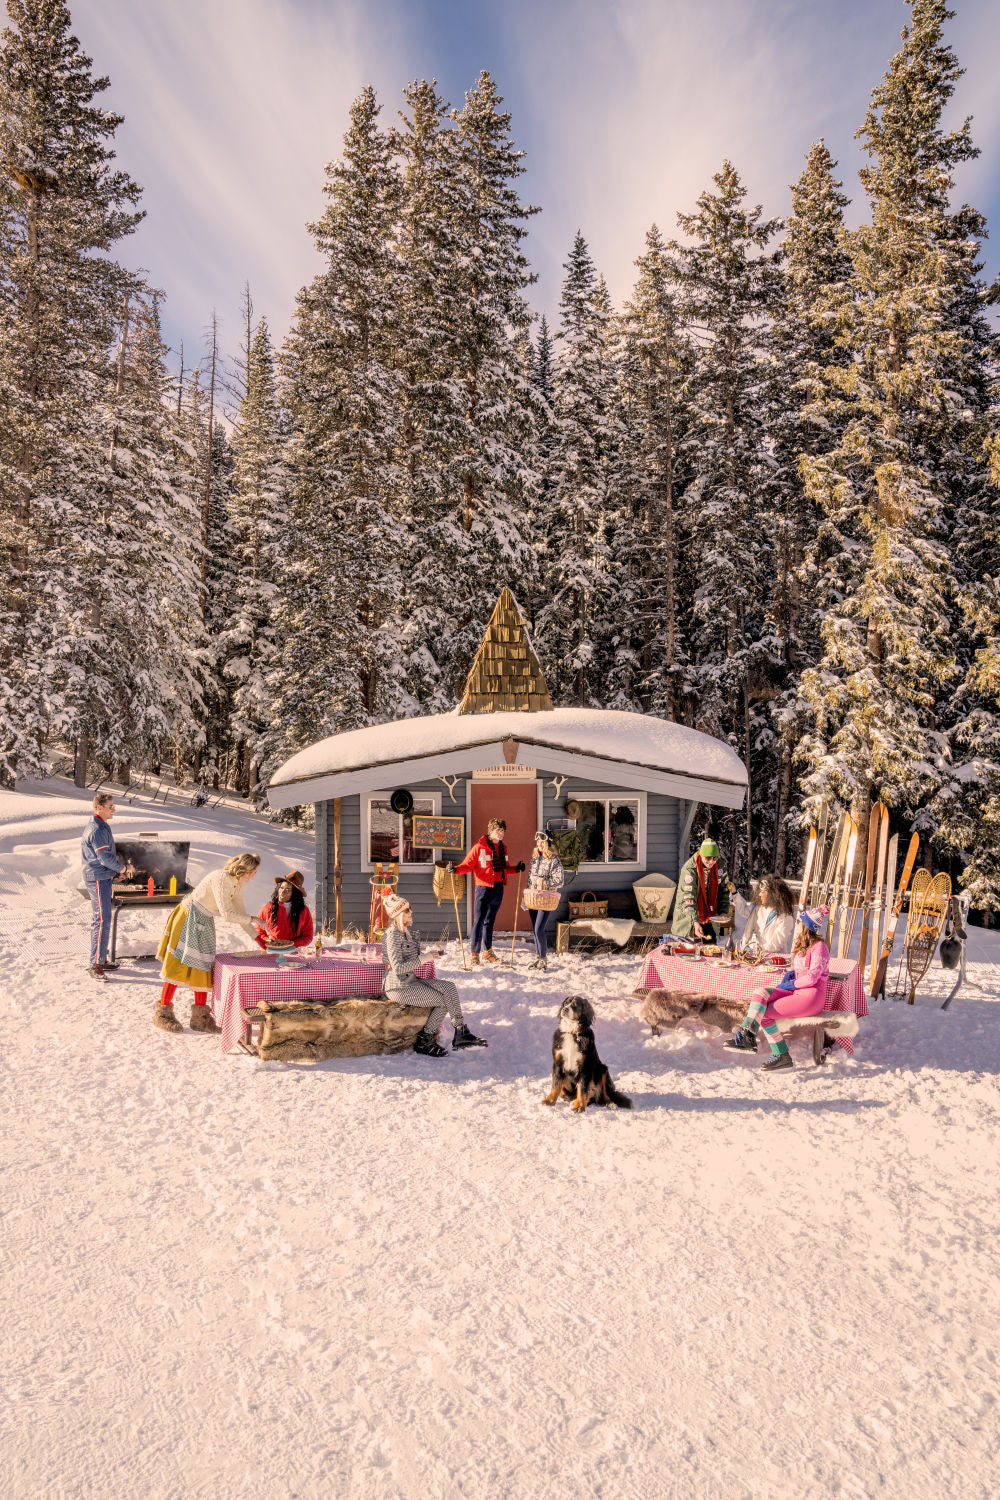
left=147, top=876, right=155, bottom=896
left=169, top=876, right=177, bottom=896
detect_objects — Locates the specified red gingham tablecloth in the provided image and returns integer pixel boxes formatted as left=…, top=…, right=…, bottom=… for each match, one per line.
left=212, top=952, right=437, bottom=1054
left=634, top=950, right=867, bottom=1055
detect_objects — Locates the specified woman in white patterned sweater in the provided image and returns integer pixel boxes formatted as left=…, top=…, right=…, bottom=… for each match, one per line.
left=154, top=853, right=264, bottom=1033
left=381, top=894, right=487, bottom=1056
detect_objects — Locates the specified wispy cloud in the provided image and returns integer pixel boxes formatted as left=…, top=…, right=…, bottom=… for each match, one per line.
left=5, top=0, right=998, bottom=362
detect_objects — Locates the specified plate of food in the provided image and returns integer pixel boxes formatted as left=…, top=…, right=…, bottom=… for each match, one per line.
left=702, top=944, right=724, bottom=956
left=267, top=939, right=295, bottom=952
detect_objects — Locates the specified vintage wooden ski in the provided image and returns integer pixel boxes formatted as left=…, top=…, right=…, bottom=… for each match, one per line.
left=811, top=802, right=830, bottom=906
left=817, top=809, right=847, bottom=907
left=856, top=803, right=881, bottom=975
left=868, top=804, right=890, bottom=993
left=833, top=818, right=858, bottom=958
left=799, top=826, right=818, bottom=910
left=871, top=832, right=920, bottom=999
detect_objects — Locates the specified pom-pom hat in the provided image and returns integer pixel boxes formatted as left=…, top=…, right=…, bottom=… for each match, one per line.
left=699, top=839, right=720, bottom=859
left=798, top=904, right=829, bottom=934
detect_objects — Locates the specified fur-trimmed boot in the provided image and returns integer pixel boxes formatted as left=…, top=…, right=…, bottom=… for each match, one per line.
left=153, top=999, right=183, bottom=1033
left=189, top=1002, right=220, bottom=1033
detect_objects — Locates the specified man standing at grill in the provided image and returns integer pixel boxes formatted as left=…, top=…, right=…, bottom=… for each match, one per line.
left=81, top=793, right=134, bottom=981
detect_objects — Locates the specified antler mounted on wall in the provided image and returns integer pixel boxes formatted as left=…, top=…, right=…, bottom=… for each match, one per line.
left=547, top=775, right=567, bottom=800
left=438, top=774, right=460, bottom=804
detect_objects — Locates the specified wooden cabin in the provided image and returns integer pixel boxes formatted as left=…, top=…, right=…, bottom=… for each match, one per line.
left=267, top=591, right=748, bottom=940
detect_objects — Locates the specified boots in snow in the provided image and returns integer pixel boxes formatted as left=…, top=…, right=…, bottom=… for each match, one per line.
left=88, top=964, right=108, bottom=982
left=452, top=1024, right=488, bottom=1049
left=529, top=956, right=547, bottom=971
left=153, top=1000, right=183, bottom=1033
left=761, top=1051, right=793, bottom=1073
left=189, top=1003, right=220, bottom=1033
left=481, top=949, right=499, bottom=965
left=723, top=1027, right=758, bottom=1053
left=413, top=1030, right=448, bottom=1058
left=468, top=953, right=481, bottom=968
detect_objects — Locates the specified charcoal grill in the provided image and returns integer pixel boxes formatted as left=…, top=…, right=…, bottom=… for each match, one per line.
left=80, top=835, right=193, bottom=962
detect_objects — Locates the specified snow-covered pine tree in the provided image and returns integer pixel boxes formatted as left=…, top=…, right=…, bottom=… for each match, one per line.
left=273, top=85, right=408, bottom=763
left=393, top=74, right=539, bottom=708
left=669, top=163, right=783, bottom=875
left=535, top=233, right=617, bottom=705
left=614, top=224, right=693, bottom=717
left=768, top=142, right=852, bottom=871
left=0, top=0, right=143, bottom=782
left=224, top=317, right=287, bottom=796
left=796, top=0, right=993, bottom=852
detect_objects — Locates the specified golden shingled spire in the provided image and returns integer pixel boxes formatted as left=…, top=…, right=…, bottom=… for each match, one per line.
left=456, top=588, right=553, bottom=714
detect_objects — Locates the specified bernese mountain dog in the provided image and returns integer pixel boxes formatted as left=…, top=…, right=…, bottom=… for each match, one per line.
left=543, top=996, right=633, bottom=1111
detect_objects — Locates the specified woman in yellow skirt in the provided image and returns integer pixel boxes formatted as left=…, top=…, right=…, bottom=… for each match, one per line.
left=155, top=852, right=263, bottom=1033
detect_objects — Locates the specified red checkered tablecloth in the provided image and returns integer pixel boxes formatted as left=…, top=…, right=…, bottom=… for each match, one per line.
left=634, top=950, right=866, bottom=1055
left=212, top=952, right=437, bottom=1054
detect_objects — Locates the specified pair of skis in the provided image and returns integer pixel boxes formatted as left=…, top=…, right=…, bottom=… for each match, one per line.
left=868, top=824, right=920, bottom=999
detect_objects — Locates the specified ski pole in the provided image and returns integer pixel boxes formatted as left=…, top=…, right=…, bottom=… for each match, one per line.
left=507, top=866, right=525, bottom=968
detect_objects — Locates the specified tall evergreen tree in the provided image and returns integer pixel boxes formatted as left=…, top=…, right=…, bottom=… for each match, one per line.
left=274, top=84, right=408, bottom=760
left=669, top=163, right=783, bottom=875
left=614, top=224, right=692, bottom=718
left=769, top=142, right=852, bottom=870
left=796, top=0, right=994, bottom=851
left=0, top=0, right=143, bottom=781
left=535, top=233, right=617, bottom=705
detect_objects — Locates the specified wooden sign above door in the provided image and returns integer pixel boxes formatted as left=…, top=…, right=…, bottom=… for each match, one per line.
left=472, top=766, right=537, bottom=780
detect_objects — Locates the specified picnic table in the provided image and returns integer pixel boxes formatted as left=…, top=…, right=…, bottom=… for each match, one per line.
left=212, top=948, right=437, bottom=1054
left=634, top=948, right=867, bottom=1055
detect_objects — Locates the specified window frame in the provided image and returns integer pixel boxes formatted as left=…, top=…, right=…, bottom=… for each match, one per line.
left=362, top=790, right=444, bottom=874
left=568, top=791, right=647, bottom=870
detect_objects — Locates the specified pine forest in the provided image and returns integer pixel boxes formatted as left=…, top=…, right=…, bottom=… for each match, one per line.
left=1, top=0, right=998, bottom=905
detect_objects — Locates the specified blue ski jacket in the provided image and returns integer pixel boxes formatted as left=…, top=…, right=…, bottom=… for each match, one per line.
left=82, top=815, right=125, bottom=883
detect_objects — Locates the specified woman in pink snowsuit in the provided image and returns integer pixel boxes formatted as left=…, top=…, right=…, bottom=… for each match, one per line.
left=724, top=905, right=830, bottom=1072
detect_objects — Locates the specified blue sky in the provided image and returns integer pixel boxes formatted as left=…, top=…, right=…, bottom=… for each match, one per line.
left=13, top=0, right=1000, bottom=378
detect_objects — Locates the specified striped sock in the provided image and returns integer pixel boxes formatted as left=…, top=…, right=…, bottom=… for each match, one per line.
left=760, top=1018, right=788, bottom=1056
left=744, top=999, right=767, bottom=1035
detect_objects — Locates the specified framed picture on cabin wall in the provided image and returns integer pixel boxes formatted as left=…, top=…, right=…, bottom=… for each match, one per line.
left=569, top=792, right=647, bottom=868
left=411, top=815, right=465, bottom=850
left=364, top=793, right=442, bottom=870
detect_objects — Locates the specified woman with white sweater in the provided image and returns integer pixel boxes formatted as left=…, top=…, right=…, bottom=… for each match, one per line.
left=740, top=874, right=796, bottom=956
left=381, top=894, right=487, bottom=1056
left=154, top=852, right=263, bottom=1032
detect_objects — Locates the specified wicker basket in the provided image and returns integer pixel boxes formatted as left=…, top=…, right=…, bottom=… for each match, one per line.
left=432, top=865, right=465, bottom=903
left=523, top=888, right=561, bottom=912
left=567, top=890, right=608, bottom=919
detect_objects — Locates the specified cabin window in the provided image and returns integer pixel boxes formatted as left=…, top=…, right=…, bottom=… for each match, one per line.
left=366, top=795, right=440, bottom=867
left=572, top=797, right=642, bottom=865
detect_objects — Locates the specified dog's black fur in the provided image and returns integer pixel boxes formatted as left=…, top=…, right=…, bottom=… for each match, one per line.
left=543, top=996, right=633, bottom=1111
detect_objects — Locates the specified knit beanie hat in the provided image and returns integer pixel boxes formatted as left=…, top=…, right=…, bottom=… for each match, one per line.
left=699, top=840, right=720, bottom=859
left=798, top=905, right=829, bottom=934
left=382, top=893, right=410, bottom=920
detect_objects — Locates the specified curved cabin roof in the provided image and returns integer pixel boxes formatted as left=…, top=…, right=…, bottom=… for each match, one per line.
left=267, top=707, right=748, bottom=810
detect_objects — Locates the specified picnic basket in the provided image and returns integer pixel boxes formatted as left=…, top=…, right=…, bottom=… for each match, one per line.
left=567, top=890, right=608, bottom=919
left=523, top=888, right=561, bottom=912
left=432, top=864, right=465, bottom=904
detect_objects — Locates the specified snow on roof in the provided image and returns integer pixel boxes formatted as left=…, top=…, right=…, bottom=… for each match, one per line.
left=268, top=707, right=747, bottom=809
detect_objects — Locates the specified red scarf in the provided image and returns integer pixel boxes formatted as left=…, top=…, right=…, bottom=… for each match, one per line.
left=695, top=855, right=719, bottom=925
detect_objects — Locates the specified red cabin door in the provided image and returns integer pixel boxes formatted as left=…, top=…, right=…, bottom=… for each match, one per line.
left=468, top=781, right=540, bottom=934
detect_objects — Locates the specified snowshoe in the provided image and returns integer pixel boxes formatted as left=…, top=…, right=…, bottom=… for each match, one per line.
left=413, top=1031, right=448, bottom=1058
left=723, top=1027, right=758, bottom=1053
left=452, top=1024, right=488, bottom=1049
left=761, top=1051, right=793, bottom=1072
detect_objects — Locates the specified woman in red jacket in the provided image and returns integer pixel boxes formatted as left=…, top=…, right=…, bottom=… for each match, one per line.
left=453, top=818, right=524, bottom=966
left=254, top=870, right=315, bottom=949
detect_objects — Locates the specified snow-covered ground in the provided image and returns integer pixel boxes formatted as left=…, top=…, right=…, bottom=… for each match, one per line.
left=1, top=785, right=998, bottom=1499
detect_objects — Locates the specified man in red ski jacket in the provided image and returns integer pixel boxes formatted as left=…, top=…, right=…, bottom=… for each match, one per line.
left=454, top=818, right=524, bottom=966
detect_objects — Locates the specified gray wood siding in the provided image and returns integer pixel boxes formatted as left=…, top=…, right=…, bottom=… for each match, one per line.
left=316, top=767, right=684, bottom=938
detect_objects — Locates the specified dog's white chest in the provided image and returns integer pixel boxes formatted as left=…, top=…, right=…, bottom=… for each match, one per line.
left=558, top=1027, right=583, bottom=1073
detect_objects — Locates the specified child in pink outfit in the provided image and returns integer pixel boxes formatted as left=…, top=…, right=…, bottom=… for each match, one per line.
left=724, top=905, right=830, bottom=1072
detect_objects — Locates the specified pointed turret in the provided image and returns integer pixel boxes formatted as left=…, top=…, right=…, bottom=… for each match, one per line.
left=457, top=589, right=553, bottom=714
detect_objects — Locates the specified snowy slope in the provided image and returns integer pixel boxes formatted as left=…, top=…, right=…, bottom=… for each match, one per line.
left=1, top=786, right=998, bottom=1499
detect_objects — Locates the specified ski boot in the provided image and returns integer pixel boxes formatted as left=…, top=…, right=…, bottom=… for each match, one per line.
left=761, top=1051, right=793, bottom=1073
left=723, top=1027, right=758, bottom=1053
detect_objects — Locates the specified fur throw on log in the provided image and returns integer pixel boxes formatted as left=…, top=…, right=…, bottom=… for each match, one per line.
left=641, top=988, right=745, bottom=1034
left=257, top=996, right=433, bottom=1063
left=773, top=1009, right=858, bottom=1038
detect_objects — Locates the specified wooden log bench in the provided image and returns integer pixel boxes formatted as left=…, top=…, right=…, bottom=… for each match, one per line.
left=640, top=988, right=858, bottom=1065
left=240, top=996, right=434, bottom=1062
